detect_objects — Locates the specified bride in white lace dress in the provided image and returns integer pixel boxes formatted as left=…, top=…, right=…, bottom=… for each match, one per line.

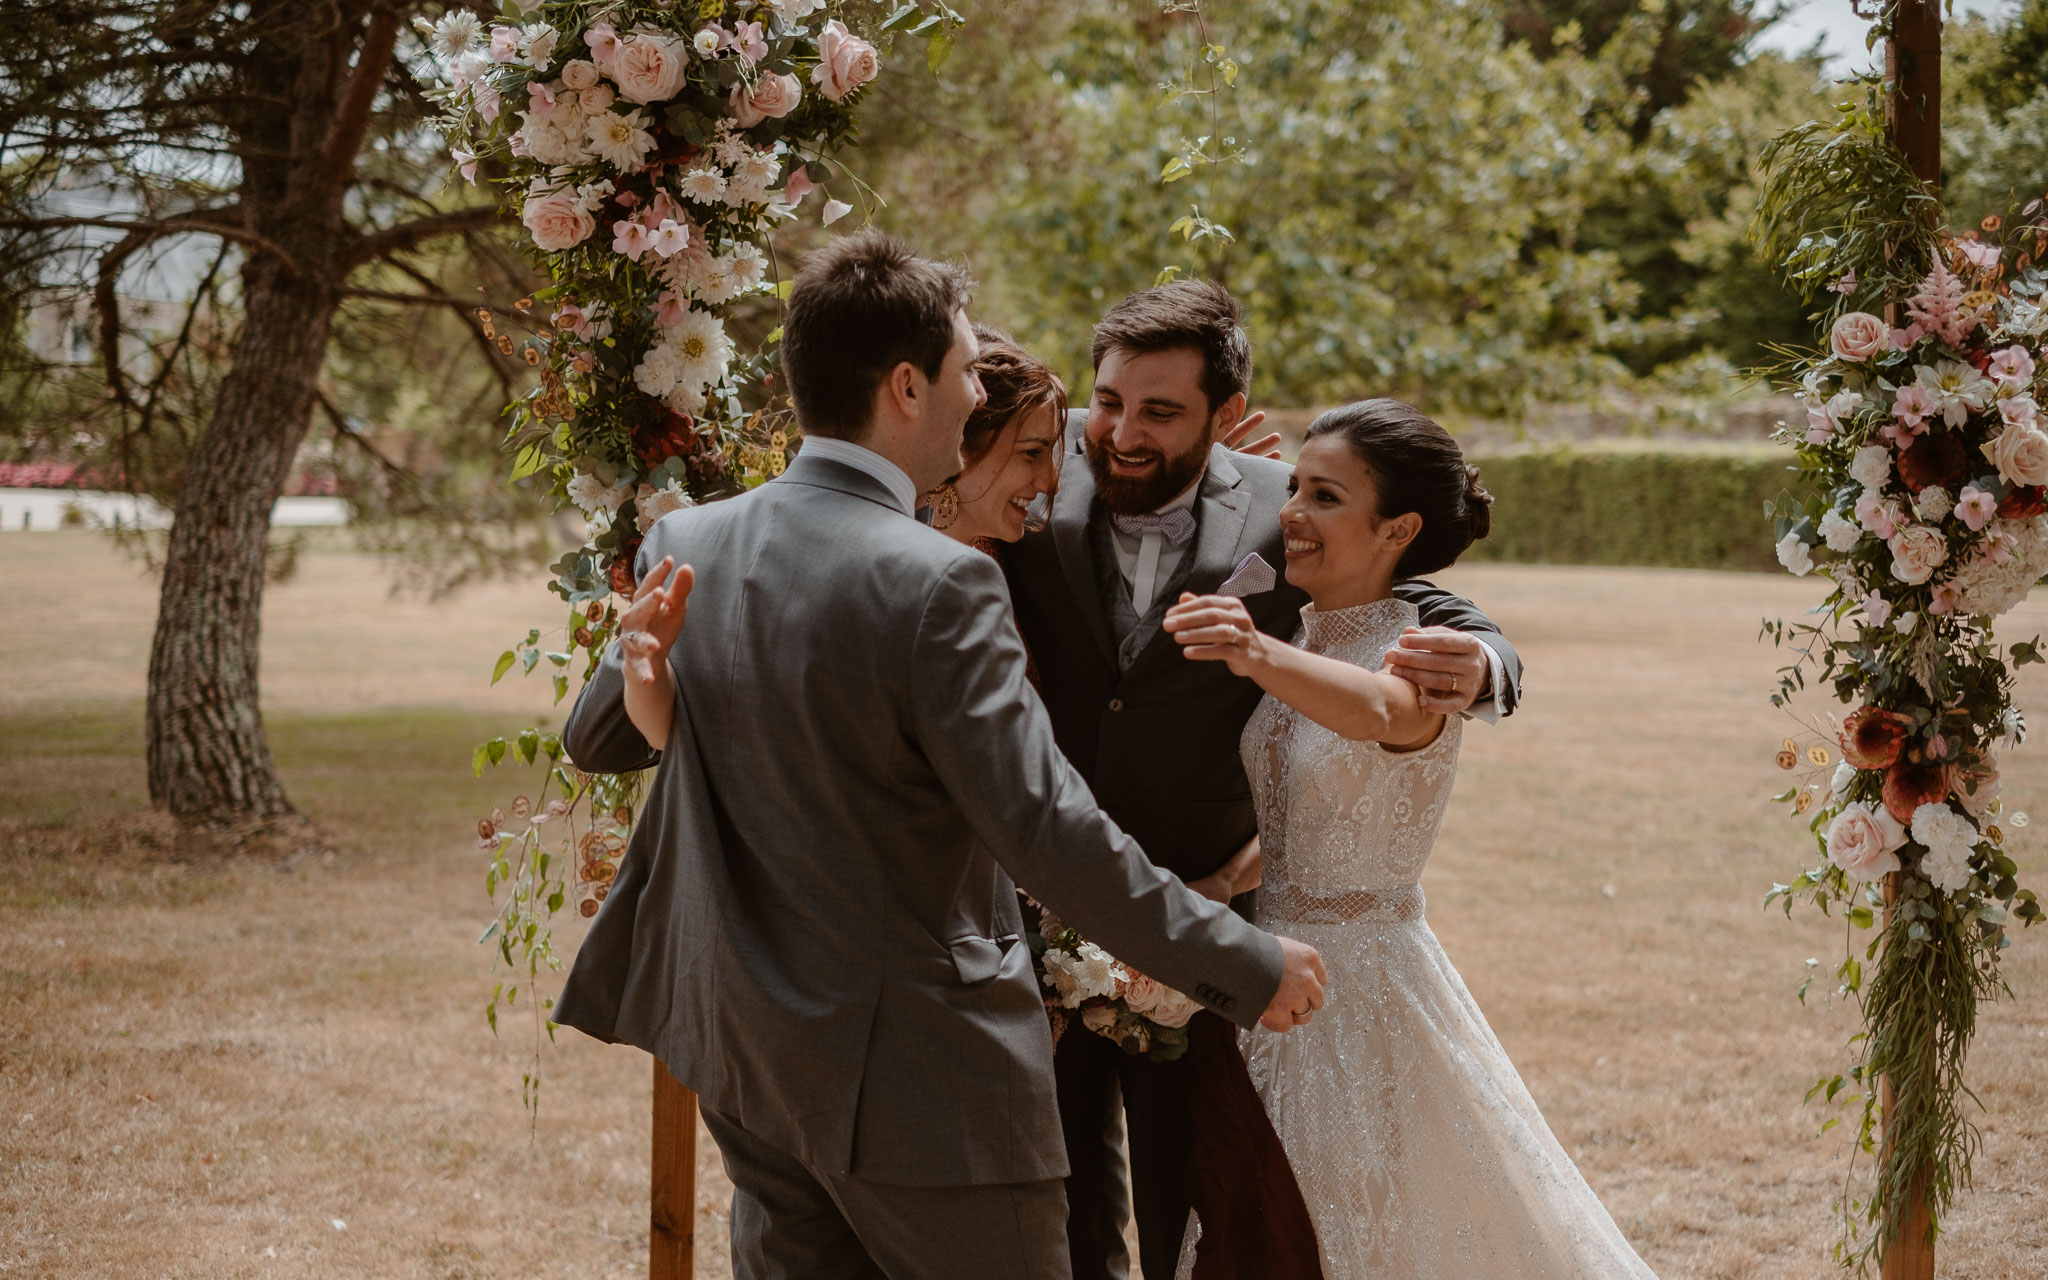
left=1163, top=400, right=1658, bottom=1279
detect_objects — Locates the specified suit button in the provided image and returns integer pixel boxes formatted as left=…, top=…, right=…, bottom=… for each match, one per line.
left=1108, top=698, right=1124, bottom=712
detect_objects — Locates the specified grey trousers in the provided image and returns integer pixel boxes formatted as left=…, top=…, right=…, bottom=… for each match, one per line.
left=702, top=1104, right=1074, bottom=1280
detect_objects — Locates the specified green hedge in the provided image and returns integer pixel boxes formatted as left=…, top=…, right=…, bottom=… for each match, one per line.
left=1459, top=446, right=1807, bottom=573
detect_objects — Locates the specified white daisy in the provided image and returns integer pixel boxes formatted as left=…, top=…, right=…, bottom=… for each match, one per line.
left=665, top=308, right=733, bottom=392
left=678, top=168, right=728, bottom=204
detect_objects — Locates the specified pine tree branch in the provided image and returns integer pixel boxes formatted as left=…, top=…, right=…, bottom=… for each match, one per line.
left=319, top=6, right=403, bottom=196
left=342, top=205, right=511, bottom=270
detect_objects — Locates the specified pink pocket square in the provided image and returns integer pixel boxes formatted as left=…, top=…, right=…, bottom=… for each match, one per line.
left=1218, top=552, right=1277, bottom=598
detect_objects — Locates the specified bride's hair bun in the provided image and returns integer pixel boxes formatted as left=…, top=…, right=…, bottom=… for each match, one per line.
left=1305, top=399, right=1488, bottom=576
left=1462, top=464, right=1493, bottom=543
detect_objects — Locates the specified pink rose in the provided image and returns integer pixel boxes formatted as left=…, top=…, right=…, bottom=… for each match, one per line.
left=1887, top=524, right=1948, bottom=585
left=1990, top=424, right=2048, bottom=487
left=1830, top=311, right=1888, bottom=363
left=783, top=164, right=816, bottom=204
left=522, top=185, right=596, bottom=251
left=1121, top=971, right=1165, bottom=1015
left=560, top=58, right=599, bottom=90
left=1149, top=987, right=1199, bottom=1029
left=729, top=71, right=802, bottom=127
left=1825, top=801, right=1907, bottom=882
left=611, top=33, right=689, bottom=104
left=812, top=19, right=879, bottom=102
left=1854, top=490, right=1903, bottom=540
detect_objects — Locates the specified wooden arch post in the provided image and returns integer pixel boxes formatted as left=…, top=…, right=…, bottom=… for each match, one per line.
left=1878, top=9, right=1942, bottom=1278
left=651, top=1058, right=698, bottom=1278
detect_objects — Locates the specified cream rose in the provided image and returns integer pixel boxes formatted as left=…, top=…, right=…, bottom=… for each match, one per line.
left=1148, top=987, right=1199, bottom=1029
left=812, top=19, right=879, bottom=101
left=1825, top=801, right=1907, bottom=881
left=611, top=33, right=689, bottom=104
left=559, top=58, right=599, bottom=90
left=729, top=71, right=802, bottom=127
left=1830, top=311, right=1889, bottom=362
left=1120, top=971, right=1165, bottom=1015
left=521, top=184, right=596, bottom=251
left=1990, top=423, right=2048, bottom=487
left=1888, top=524, right=1948, bottom=585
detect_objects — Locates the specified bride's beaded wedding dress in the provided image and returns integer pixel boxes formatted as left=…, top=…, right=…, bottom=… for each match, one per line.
left=1178, top=596, right=1658, bottom=1279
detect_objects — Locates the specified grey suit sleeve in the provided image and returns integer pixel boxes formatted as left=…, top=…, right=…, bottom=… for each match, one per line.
left=1394, top=577, right=1524, bottom=716
left=561, top=642, right=664, bottom=775
left=909, top=553, right=1284, bottom=1029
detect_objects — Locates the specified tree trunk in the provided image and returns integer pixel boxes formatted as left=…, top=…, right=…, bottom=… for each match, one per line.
left=143, top=4, right=365, bottom=825
left=145, top=252, right=334, bottom=822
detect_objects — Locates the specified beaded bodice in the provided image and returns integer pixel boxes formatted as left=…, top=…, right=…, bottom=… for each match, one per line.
left=1242, top=597, right=1462, bottom=924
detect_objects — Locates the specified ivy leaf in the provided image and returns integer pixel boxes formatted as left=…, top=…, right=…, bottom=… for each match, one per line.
left=553, top=672, right=569, bottom=704
left=487, top=737, right=507, bottom=767
left=927, top=26, right=955, bottom=72
left=517, top=727, right=539, bottom=765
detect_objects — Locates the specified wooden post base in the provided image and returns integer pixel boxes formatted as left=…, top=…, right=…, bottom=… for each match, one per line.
left=651, top=1057, right=698, bottom=1280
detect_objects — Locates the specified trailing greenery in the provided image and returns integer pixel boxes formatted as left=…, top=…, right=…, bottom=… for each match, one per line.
left=1459, top=445, right=1802, bottom=571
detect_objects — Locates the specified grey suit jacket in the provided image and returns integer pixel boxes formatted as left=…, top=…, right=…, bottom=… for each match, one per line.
left=1004, top=413, right=1521, bottom=884
left=552, top=452, right=1285, bottom=1188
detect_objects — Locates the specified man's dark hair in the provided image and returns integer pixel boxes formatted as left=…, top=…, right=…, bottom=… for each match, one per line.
left=1089, top=279, right=1252, bottom=414
left=781, top=230, right=973, bottom=441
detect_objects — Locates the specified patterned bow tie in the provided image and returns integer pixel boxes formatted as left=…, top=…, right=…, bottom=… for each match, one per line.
left=1112, top=508, right=1197, bottom=547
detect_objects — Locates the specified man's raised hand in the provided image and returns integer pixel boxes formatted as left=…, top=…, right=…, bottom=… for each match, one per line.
left=1260, top=936, right=1328, bottom=1033
left=1221, top=408, right=1284, bottom=460
left=1382, top=626, right=1487, bottom=716
left=620, top=557, right=694, bottom=688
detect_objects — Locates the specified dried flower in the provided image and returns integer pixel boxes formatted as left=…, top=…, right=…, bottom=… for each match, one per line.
left=1840, top=706, right=1915, bottom=770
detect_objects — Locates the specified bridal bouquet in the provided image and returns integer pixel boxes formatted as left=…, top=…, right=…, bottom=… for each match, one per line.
left=1030, top=905, right=1202, bottom=1062
left=422, top=0, right=959, bottom=604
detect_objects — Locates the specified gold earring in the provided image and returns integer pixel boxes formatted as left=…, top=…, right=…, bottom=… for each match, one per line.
left=925, top=483, right=960, bottom=529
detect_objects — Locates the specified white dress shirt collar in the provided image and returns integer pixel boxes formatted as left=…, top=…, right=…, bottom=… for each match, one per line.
left=798, top=436, right=919, bottom=517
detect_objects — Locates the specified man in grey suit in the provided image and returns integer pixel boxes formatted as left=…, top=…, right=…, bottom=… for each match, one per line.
left=1002, top=280, right=1523, bottom=1279
left=550, top=232, right=1328, bottom=1280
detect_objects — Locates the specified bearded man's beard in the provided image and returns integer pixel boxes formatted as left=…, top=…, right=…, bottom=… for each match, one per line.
left=1085, top=431, right=1212, bottom=514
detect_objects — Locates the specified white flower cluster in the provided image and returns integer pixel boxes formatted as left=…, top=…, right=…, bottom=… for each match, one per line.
left=632, top=308, right=735, bottom=417
left=1910, top=803, right=1980, bottom=895
left=1947, top=514, right=2048, bottom=617
left=1042, top=942, right=1119, bottom=1007
left=660, top=239, right=769, bottom=306
left=566, top=470, right=633, bottom=521
left=633, top=481, right=694, bottom=535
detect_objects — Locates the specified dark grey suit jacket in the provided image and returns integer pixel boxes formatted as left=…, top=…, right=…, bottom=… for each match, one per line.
left=552, top=453, right=1285, bottom=1188
left=1004, top=415, right=1521, bottom=884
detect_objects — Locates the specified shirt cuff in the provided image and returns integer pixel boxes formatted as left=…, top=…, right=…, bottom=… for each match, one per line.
left=1461, top=639, right=1509, bottom=725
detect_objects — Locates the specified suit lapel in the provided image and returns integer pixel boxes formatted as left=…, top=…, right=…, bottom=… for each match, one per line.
left=1119, top=445, right=1255, bottom=682
left=1049, top=437, right=1120, bottom=669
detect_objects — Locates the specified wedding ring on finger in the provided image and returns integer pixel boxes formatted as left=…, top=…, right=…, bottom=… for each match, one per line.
left=1449, top=673, right=1459, bottom=694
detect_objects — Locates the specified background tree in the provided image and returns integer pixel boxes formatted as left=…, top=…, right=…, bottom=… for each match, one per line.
left=0, top=0, right=516, bottom=827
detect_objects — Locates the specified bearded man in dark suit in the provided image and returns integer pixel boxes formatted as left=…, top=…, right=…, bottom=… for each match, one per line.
left=1002, top=281, right=1523, bottom=1279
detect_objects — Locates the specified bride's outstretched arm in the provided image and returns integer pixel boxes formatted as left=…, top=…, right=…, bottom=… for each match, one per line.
left=1164, top=592, right=1444, bottom=749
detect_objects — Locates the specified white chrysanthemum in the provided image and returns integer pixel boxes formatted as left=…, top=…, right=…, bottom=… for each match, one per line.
left=519, top=22, right=557, bottom=71
left=736, top=149, right=780, bottom=187
left=633, top=342, right=683, bottom=397
left=662, top=381, right=707, bottom=418
left=566, top=470, right=610, bottom=516
left=1913, top=486, right=1954, bottom=522
left=664, top=308, right=733, bottom=391
left=679, top=168, right=728, bottom=204
left=727, top=242, right=767, bottom=289
left=1849, top=445, right=1893, bottom=491
left=1819, top=509, right=1861, bottom=553
left=433, top=11, right=483, bottom=61
left=1776, top=532, right=1813, bottom=577
left=521, top=114, right=593, bottom=166
left=1919, top=842, right=1974, bottom=895
left=587, top=108, right=655, bottom=171
left=693, top=257, right=742, bottom=305
left=634, top=482, right=695, bottom=535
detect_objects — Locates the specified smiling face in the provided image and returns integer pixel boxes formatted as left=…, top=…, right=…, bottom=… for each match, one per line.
left=1279, top=436, right=1421, bottom=608
left=1083, top=346, right=1235, bottom=514
left=949, top=401, right=1064, bottom=544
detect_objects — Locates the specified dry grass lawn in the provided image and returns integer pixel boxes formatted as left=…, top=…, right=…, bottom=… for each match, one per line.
left=1, top=532, right=2043, bottom=1279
